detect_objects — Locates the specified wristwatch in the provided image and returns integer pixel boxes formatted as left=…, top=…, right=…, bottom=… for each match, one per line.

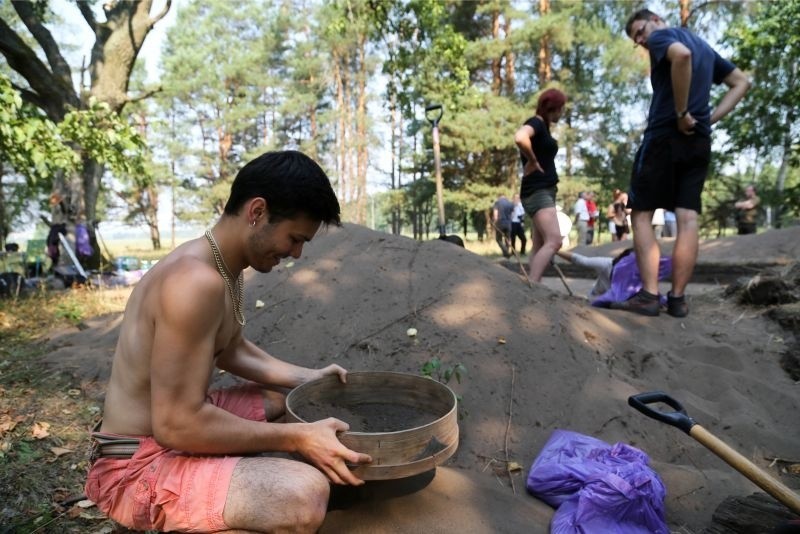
left=677, top=109, right=689, bottom=119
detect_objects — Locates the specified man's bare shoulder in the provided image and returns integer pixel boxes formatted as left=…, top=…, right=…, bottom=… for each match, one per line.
left=147, top=239, right=212, bottom=278
left=161, top=252, right=223, bottom=297
left=135, top=239, right=225, bottom=313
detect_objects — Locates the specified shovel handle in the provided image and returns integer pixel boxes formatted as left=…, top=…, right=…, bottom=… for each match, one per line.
left=628, top=391, right=695, bottom=434
left=630, top=391, right=800, bottom=515
left=425, top=104, right=443, bottom=126
left=689, top=424, right=800, bottom=515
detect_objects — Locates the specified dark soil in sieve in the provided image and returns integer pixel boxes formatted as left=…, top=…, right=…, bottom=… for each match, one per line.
left=294, top=401, right=442, bottom=432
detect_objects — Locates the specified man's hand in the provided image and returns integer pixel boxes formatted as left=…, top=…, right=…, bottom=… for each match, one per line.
left=307, top=364, right=348, bottom=384
left=523, top=159, right=544, bottom=176
left=296, top=418, right=373, bottom=486
left=677, top=112, right=696, bottom=135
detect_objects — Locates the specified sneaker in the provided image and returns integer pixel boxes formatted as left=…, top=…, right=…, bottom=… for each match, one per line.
left=610, top=290, right=660, bottom=317
left=667, top=291, right=689, bottom=317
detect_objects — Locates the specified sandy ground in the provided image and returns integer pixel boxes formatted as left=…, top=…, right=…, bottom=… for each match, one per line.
left=43, top=224, right=800, bottom=532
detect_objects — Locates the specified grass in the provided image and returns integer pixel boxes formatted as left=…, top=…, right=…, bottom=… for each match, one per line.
left=0, top=286, right=131, bottom=533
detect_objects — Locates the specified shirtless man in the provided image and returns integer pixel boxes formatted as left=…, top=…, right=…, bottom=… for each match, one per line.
left=733, top=184, right=760, bottom=235
left=85, top=150, right=372, bottom=533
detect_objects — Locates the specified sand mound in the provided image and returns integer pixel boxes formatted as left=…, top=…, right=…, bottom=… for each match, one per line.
left=44, top=223, right=800, bottom=531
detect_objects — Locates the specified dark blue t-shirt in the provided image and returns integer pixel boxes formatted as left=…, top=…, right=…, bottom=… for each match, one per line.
left=519, top=116, right=558, bottom=198
left=493, top=196, right=514, bottom=229
left=645, top=27, right=735, bottom=139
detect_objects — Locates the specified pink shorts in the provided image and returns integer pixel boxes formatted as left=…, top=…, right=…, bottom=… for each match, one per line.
left=85, top=385, right=266, bottom=532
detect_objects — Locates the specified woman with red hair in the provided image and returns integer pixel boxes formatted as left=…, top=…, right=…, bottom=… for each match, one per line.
left=513, top=88, right=567, bottom=282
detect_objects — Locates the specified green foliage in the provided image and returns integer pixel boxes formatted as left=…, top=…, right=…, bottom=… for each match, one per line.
left=60, top=98, right=151, bottom=181
left=420, top=357, right=467, bottom=419
left=420, top=356, right=466, bottom=385
left=0, top=73, right=151, bottom=241
left=9, top=439, right=38, bottom=464
left=0, top=75, right=150, bottom=184
left=54, top=301, right=83, bottom=325
left=381, top=0, right=653, bottom=238
left=159, top=0, right=286, bottom=217
left=381, top=0, right=471, bottom=114
left=1, top=0, right=782, bottom=236
left=0, top=73, right=78, bottom=184
left=0, top=74, right=66, bottom=241
left=721, top=0, right=800, bottom=225
left=723, top=0, right=799, bottom=161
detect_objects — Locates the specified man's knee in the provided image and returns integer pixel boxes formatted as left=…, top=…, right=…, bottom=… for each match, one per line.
left=674, top=207, right=698, bottom=226
left=288, top=465, right=330, bottom=530
left=226, top=458, right=330, bottom=532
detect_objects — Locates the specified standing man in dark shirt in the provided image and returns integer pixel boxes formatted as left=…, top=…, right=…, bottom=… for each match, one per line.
left=612, top=9, right=749, bottom=317
left=493, top=193, right=514, bottom=258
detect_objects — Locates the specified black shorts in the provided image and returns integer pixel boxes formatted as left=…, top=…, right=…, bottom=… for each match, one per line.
left=628, top=133, right=711, bottom=213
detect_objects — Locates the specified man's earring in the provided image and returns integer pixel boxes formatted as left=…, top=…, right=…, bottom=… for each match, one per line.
left=250, top=219, right=256, bottom=227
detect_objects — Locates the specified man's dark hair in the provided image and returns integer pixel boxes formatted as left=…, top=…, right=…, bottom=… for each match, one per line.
left=625, top=8, right=658, bottom=37
left=223, top=150, right=341, bottom=226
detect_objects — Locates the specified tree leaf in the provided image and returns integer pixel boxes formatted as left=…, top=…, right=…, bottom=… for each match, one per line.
left=31, top=421, right=51, bottom=439
left=0, top=417, right=16, bottom=436
left=50, top=447, right=74, bottom=457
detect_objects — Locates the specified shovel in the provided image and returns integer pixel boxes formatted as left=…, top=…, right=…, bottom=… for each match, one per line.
left=628, top=391, right=800, bottom=515
left=425, top=104, right=463, bottom=247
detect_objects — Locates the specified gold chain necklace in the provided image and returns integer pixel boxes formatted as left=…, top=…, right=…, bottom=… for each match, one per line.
left=204, top=230, right=245, bottom=326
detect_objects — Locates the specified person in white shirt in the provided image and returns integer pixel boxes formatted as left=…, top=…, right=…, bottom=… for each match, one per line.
left=652, top=208, right=665, bottom=239
left=573, top=192, right=589, bottom=246
left=510, top=193, right=527, bottom=255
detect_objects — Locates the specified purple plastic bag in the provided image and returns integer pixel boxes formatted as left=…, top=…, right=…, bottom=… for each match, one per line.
left=527, top=429, right=668, bottom=534
left=75, top=223, right=93, bottom=257
left=591, top=253, right=671, bottom=308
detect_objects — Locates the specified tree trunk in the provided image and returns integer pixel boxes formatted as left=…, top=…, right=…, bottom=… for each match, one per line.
left=538, top=0, right=552, bottom=86
left=0, top=169, right=8, bottom=249
left=390, top=88, right=400, bottom=235
left=309, top=101, right=318, bottom=157
left=491, top=10, right=502, bottom=96
left=147, top=193, right=161, bottom=249
left=563, top=44, right=582, bottom=177
left=504, top=17, right=515, bottom=95
left=679, top=0, right=691, bottom=27
left=133, top=111, right=160, bottom=249
left=355, top=34, right=368, bottom=225
left=774, top=127, right=792, bottom=228
left=333, top=59, right=347, bottom=203
left=79, top=158, right=106, bottom=267
left=344, top=67, right=355, bottom=210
